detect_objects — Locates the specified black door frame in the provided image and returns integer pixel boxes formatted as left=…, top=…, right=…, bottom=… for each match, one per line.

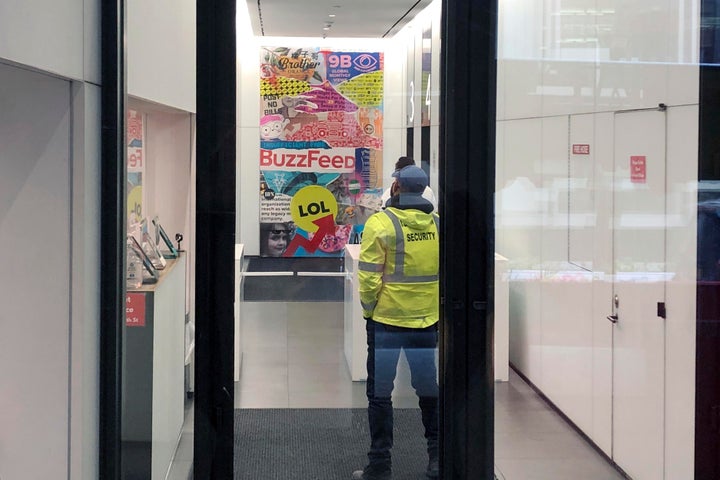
left=99, top=0, right=126, bottom=477
left=193, top=0, right=237, bottom=477
left=439, top=0, right=497, bottom=478
left=100, top=0, right=498, bottom=477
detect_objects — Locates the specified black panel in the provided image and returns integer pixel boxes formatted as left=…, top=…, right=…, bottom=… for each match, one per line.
left=696, top=60, right=720, bottom=478
left=242, top=257, right=344, bottom=301
left=701, top=0, right=720, bottom=64
left=242, top=276, right=344, bottom=302
left=407, top=127, right=414, bottom=157
left=439, top=0, right=497, bottom=478
left=100, top=0, right=126, bottom=477
left=195, top=0, right=236, bottom=478
left=421, top=125, right=430, bottom=177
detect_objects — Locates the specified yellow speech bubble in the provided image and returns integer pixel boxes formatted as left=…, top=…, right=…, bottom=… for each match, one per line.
left=290, top=185, right=338, bottom=232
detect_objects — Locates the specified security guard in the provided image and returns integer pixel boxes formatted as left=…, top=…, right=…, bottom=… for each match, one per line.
left=353, top=165, right=439, bottom=480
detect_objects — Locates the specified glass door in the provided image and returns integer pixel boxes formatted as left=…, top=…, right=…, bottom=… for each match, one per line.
left=101, top=0, right=709, bottom=479
left=232, top=2, right=447, bottom=479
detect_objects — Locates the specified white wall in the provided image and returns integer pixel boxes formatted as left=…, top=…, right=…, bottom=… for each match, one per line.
left=0, top=0, right=101, bottom=477
left=70, top=82, right=102, bottom=480
left=664, top=104, right=698, bottom=480
left=392, top=0, right=442, bottom=197
left=0, top=0, right=100, bottom=82
left=128, top=0, right=196, bottom=112
left=236, top=2, right=259, bottom=250
left=497, top=0, right=700, bottom=476
left=0, top=63, right=72, bottom=480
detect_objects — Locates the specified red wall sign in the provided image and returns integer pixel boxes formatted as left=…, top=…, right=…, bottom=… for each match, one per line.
left=126, top=292, right=146, bottom=327
left=572, top=144, right=590, bottom=155
left=630, top=155, right=647, bottom=183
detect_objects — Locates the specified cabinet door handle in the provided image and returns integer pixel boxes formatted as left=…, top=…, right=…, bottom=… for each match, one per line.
left=606, top=315, right=618, bottom=324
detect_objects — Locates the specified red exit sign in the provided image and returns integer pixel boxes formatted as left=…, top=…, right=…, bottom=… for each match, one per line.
left=572, top=144, right=590, bottom=155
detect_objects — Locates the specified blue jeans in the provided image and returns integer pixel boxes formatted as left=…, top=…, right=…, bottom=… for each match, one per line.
left=365, top=319, right=439, bottom=468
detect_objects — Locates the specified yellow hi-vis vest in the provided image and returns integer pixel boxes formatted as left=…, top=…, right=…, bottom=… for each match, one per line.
left=358, top=207, right=439, bottom=328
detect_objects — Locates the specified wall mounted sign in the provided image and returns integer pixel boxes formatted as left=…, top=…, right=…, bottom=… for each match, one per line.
left=572, top=144, right=590, bottom=155
left=125, top=292, right=146, bottom=327
left=259, top=47, right=384, bottom=257
left=630, top=155, right=647, bottom=183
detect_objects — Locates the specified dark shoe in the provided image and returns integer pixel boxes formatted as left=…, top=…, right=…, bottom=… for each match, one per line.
left=352, top=464, right=392, bottom=480
left=426, top=458, right=439, bottom=478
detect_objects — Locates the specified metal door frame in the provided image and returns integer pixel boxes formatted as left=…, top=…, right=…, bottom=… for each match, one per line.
left=99, top=0, right=126, bottom=476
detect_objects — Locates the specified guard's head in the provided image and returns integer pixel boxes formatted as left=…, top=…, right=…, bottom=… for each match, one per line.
left=392, top=165, right=428, bottom=194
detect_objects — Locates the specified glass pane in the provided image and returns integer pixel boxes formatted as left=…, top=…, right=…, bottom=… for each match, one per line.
left=235, top=1, right=441, bottom=479
left=495, top=0, right=699, bottom=479
left=121, top=2, right=196, bottom=477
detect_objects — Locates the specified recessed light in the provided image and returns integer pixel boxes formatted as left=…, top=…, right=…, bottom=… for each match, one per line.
left=323, top=27, right=330, bottom=30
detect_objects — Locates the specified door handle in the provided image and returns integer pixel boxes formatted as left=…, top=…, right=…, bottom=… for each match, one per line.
left=607, top=295, right=619, bottom=324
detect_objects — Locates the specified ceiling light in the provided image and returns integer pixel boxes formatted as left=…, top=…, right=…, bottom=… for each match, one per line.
left=329, top=14, right=336, bottom=17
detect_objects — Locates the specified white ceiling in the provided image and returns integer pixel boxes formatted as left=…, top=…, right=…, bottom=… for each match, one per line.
left=246, top=0, right=432, bottom=38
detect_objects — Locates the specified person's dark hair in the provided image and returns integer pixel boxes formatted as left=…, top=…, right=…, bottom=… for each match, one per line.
left=394, top=156, right=415, bottom=171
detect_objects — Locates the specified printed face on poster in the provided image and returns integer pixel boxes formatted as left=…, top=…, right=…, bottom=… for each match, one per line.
left=259, top=47, right=385, bottom=257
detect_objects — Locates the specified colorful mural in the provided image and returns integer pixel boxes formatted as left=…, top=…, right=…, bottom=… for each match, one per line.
left=259, top=47, right=384, bottom=257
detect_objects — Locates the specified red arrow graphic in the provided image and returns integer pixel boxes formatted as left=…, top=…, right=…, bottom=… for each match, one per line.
left=283, top=214, right=336, bottom=256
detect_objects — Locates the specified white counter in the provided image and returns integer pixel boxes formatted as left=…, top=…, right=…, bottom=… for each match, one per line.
left=343, top=245, right=367, bottom=380
left=124, top=255, right=187, bottom=480
left=494, top=253, right=509, bottom=381
left=235, top=243, right=244, bottom=381
left=343, top=245, right=510, bottom=382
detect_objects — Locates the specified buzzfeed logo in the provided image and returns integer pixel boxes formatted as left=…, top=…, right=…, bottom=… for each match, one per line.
left=260, top=148, right=355, bottom=172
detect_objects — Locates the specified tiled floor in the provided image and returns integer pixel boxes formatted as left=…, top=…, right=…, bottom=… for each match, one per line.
left=236, top=301, right=626, bottom=480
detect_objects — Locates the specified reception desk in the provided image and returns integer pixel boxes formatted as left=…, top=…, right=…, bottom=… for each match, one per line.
left=344, top=245, right=367, bottom=381
left=343, top=246, right=509, bottom=381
